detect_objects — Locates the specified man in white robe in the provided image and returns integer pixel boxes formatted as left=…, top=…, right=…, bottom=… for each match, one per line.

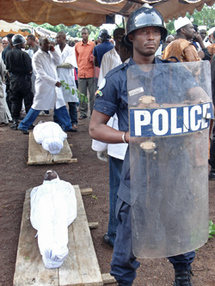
left=18, top=37, right=75, bottom=134
left=30, top=170, right=77, bottom=269
left=33, top=121, right=67, bottom=154
left=55, top=32, right=78, bottom=130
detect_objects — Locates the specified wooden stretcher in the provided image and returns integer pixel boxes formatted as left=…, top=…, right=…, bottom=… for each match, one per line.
left=13, top=185, right=116, bottom=286
left=27, top=132, right=77, bottom=165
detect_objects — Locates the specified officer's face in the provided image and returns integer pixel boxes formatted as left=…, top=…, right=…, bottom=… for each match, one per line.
left=129, top=26, right=161, bottom=57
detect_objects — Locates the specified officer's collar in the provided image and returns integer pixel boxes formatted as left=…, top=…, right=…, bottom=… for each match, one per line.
left=128, top=56, right=163, bottom=66
left=127, top=57, right=165, bottom=80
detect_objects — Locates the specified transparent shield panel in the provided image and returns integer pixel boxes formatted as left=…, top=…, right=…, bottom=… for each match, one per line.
left=127, top=61, right=212, bottom=258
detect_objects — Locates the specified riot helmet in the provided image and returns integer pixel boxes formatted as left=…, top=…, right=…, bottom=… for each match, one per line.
left=125, top=5, right=167, bottom=44
left=98, top=29, right=111, bottom=41
left=12, top=34, right=26, bottom=47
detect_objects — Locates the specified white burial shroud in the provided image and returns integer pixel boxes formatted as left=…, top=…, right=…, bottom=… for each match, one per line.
left=30, top=177, right=77, bottom=268
left=33, top=121, right=67, bottom=155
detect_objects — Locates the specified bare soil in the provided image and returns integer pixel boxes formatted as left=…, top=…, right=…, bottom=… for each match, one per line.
left=0, top=113, right=215, bottom=286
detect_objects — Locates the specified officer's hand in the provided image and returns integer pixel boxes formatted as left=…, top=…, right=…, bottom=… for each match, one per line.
left=55, top=81, right=62, bottom=87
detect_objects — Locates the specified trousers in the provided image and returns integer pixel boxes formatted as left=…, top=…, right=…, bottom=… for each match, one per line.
left=9, top=75, right=33, bottom=120
left=110, top=197, right=195, bottom=285
left=108, top=156, right=123, bottom=246
left=18, top=106, right=73, bottom=131
left=78, top=77, right=95, bottom=117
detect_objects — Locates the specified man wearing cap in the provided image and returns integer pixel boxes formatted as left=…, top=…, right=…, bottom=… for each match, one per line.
left=88, top=5, right=209, bottom=286
left=162, top=17, right=201, bottom=62
left=199, top=25, right=207, bottom=41
left=93, top=29, right=114, bottom=68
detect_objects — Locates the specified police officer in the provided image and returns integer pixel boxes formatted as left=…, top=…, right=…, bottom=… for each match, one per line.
left=5, top=34, right=33, bottom=130
left=89, top=5, right=197, bottom=286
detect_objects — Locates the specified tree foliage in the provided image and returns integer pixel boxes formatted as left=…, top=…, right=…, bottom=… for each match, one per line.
left=29, top=22, right=100, bottom=40
left=165, top=3, right=215, bottom=36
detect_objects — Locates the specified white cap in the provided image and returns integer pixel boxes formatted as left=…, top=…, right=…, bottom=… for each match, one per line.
left=174, top=17, right=192, bottom=31
left=208, top=27, right=215, bottom=36
left=198, top=25, right=207, bottom=31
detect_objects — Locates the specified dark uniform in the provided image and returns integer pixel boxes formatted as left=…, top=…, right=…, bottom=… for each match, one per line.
left=93, top=57, right=197, bottom=285
left=5, top=46, right=33, bottom=127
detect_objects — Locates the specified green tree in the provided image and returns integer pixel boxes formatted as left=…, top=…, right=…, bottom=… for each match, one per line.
left=164, top=3, right=215, bottom=35
left=29, top=22, right=100, bottom=40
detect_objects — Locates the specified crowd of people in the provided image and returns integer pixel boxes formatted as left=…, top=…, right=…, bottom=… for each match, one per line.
left=0, top=6, right=215, bottom=285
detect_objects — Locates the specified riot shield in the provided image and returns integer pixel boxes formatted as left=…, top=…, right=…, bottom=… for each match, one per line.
left=127, top=61, right=213, bottom=258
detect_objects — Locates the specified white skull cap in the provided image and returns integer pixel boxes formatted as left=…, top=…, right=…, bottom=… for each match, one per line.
left=174, top=17, right=192, bottom=31
left=198, top=25, right=207, bottom=31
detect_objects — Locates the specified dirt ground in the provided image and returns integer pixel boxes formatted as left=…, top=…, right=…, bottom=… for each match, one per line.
left=1, top=112, right=215, bottom=286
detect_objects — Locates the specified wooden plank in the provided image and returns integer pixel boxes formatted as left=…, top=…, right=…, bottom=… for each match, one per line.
left=13, top=186, right=103, bottom=286
left=80, top=188, right=93, bottom=195
left=88, top=222, right=99, bottom=229
left=27, top=132, right=77, bottom=165
left=102, top=273, right=117, bottom=285
left=13, top=188, right=58, bottom=286
left=59, top=185, right=103, bottom=286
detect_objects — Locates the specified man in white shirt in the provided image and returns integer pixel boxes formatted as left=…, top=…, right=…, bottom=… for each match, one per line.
left=18, top=37, right=75, bottom=134
left=55, top=32, right=78, bottom=130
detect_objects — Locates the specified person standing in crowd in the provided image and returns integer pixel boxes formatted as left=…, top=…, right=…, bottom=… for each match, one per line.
left=89, top=5, right=209, bottom=286
left=0, top=51, right=11, bottom=126
left=2, top=33, right=14, bottom=64
left=1, top=37, right=9, bottom=51
left=97, top=28, right=125, bottom=87
left=2, top=33, right=14, bottom=113
left=93, top=29, right=114, bottom=68
left=206, top=30, right=215, bottom=58
left=203, top=27, right=215, bottom=47
left=75, top=27, right=95, bottom=119
left=5, top=34, right=33, bottom=130
left=198, top=25, right=207, bottom=41
left=25, top=34, right=39, bottom=96
left=55, top=31, right=78, bottom=131
left=18, top=37, right=74, bottom=134
left=162, top=17, right=201, bottom=62
left=26, top=34, right=38, bottom=58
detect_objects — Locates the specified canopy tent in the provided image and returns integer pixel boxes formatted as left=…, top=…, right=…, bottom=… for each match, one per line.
left=0, top=0, right=214, bottom=27
left=0, top=20, right=35, bottom=37
left=155, top=0, right=215, bottom=22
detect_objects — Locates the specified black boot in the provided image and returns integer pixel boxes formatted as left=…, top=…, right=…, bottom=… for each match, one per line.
left=10, top=119, right=18, bottom=130
left=174, top=270, right=193, bottom=286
